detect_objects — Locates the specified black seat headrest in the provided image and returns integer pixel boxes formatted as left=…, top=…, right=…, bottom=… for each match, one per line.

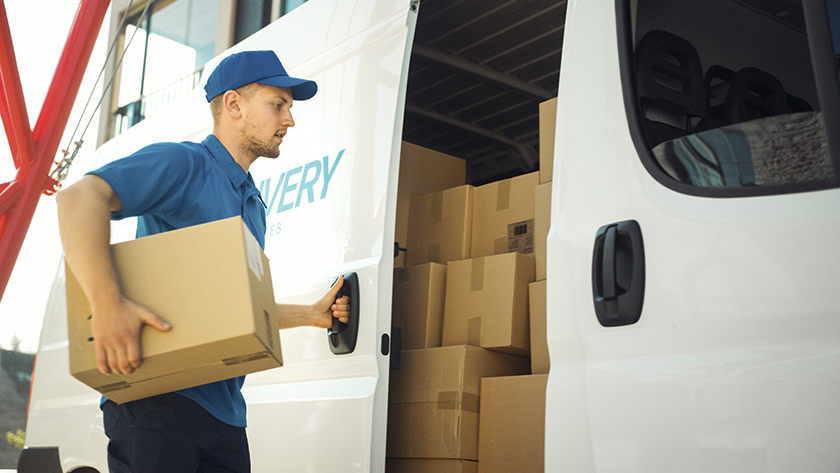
left=724, top=67, right=787, bottom=123
left=635, top=30, right=706, bottom=118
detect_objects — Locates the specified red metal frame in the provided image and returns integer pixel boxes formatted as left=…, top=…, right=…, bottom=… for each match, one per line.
left=0, top=0, right=110, bottom=302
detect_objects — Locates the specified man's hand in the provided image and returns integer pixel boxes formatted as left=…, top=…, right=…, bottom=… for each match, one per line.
left=91, top=298, right=171, bottom=375
left=310, top=275, right=351, bottom=329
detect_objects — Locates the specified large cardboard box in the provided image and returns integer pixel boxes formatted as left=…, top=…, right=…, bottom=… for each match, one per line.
left=392, top=263, right=447, bottom=350
left=406, top=185, right=474, bottom=267
left=478, top=374, right=548, bottom=473
left=386, top=459, right=477, bottom=473
left=529, top=281, right=549, bottom=375
left=442, top=252, right=535, bottom=356
left=66, top=217, right=282, bottom=404
left=535, top=182, right=551, bottom=281
left=539, top=98, right=557, bottom=184
left=387, top=345, right=530, bottom=460
left=470, top=172, right=539, bottom=259
left=396, top=142, right=466, bottom=267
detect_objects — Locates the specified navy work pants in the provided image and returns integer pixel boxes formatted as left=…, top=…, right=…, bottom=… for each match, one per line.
left=102, top=393, right=250, bottom=473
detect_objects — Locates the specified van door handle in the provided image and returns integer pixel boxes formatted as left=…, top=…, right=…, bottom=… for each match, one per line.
left=328, top=272, right=360, bottom=354
left=592, top=220, right=645, bottom=326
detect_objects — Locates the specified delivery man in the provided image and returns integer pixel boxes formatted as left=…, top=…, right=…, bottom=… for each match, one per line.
left=56, top=50, right=348, bottom=473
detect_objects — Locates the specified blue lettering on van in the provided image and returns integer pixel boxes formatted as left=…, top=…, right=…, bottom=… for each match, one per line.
left=258, top=149, right=345, bottom=216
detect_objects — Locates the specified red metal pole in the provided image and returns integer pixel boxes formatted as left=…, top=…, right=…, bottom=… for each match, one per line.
left=0, top=0, right=110, bottom=302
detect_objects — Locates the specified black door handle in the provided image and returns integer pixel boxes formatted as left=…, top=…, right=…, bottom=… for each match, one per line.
left=328, top=272, right=360, bottom=354
left=592, top=220, right=645, bottom=327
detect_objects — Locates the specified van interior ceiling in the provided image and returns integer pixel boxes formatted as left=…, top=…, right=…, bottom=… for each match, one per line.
left=402, top=0, right=567, bottom=186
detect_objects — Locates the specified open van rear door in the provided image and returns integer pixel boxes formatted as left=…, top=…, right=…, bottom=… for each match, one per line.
left=547, top=1, right=840, bottom=471
left=235, top=1, right=417, bottom=471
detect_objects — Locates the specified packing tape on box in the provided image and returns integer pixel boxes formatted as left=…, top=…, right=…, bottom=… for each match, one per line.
left=437, top=391, right=480, bottom=413
left=428, top=243, right=440, bottom=264
left=467, top=317, right=482, bottom=346
left=496, top=179, right=511, bottom=211
left=430, top=191, right=444, bottom=224
left=470, top=258, right=484, bottom=292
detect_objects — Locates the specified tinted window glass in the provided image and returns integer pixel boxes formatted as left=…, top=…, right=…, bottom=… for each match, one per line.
left=630, top=0, right=836, bottom=194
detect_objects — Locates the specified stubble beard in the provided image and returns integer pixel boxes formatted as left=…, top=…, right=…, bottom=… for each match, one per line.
left=241, top=120, right=280, bottom=159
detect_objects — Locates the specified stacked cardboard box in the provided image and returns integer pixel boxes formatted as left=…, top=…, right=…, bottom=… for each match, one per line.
left=395, top=142, right=466, bottom=267
left=387, top=346, right=529, bottom=461
left=478, top=374, right=548, bottom=473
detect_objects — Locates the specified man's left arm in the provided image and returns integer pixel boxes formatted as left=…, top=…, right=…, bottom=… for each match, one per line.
left=276, top=275, right=350, bottom=329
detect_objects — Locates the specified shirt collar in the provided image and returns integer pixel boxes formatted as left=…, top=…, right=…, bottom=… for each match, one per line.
left=203, top=134, right=249, bottom=189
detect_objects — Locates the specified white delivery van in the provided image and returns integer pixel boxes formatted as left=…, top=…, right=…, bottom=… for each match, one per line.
left=20, top=0, right=840, bottom=471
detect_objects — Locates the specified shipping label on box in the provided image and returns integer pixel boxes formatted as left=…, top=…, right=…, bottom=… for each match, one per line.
left=392, top=263, right=447, bottom=350
left=406, top=185, right=474, bottom=266
left=387, top=345, right=529, bottom=460
left=66, top=217, right=282, bottom=404
left=471, top=172, right=539, bottom=259
left=395, top=142, right=466, bottom=268
left=442, top=253, right=535, bottom=356
left=539, top=97, right=557, bottom=184
left=478, top=374, right=548, bottom=473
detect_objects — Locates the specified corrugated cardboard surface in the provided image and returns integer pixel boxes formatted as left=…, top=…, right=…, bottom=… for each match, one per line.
left=407, top=185, right=474, bottom=266
left=386, top=459, right=478, bottom=473
left=66, top=217, right=281, bottom=404
left=478, top=374, right=548, bottom=473
left=387, top=345, right=530, bottom=460
left=529, top=281, right=549, bottom=375
left=442, top=252, right=535, bottom=356
left=392, top=263, right=447, bottom=350
left=539, top=98, right=557, bottom=184
left=535, top=182, right=552, bottom=281
left=395, top=142, right=466, bottom=267
left=471, top=172, right=539, bottom=259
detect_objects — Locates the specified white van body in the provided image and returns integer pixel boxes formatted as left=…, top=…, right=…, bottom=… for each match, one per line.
left=23, top=0, right=840, bottom=471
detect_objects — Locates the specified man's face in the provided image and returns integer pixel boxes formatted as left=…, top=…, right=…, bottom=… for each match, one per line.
left=239, top=84, right=295, bottom=159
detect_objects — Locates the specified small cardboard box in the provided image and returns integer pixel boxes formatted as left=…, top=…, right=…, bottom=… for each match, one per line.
left=66, top=217, right=282, bottom=404
left=387, top=345, right=530, bottom=460
left=395, top=142, right=466, bottom=267
left=470, top=172, right=539, bottom=259
left=406, top=185, right=474, bottom=267
left=478, top=374, right=548, bottom=473
left=442, top=252, right=535, bottom=356
left=386, top=459, right=477, bottom=473
left=529, top=281, right=549, bottom=375
left=392, top=263, right=447, bottom=350
left=539, top=97, right=557, bottom=184
left=534, top=182, right=551, bottom=281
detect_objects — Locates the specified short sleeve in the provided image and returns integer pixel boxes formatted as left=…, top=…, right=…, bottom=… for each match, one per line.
left=87, top=142, right=202, bottom=220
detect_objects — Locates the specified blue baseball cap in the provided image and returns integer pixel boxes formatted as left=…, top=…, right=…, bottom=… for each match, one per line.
left=204, top=50, right=317, bottom=102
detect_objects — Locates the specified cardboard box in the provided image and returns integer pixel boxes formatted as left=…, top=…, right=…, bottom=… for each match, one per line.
left=470, top=172, right=539, bottom=259
left=386, top=459, right=477, bottom=473
left=478, top=374, right=548, bottom=473
left=406, top=185, right=474, bottom=266
left=442, top=252, right=535, bottom=356
left=387, top=345, right=530, bottom=460
left=534, top=182, right=551, bottom=281
left=396, top=142, right=466, bottom=267
left=539, top=98, right=557, bottom=184
left=66, top=217, right=282, bottom=404
left=392, top=263, right=447, bottom=350
left=529, top=281, right=549, bottom=375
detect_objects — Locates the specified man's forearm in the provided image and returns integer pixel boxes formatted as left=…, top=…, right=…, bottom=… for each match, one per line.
left=276, top=303, right=317, bottom=329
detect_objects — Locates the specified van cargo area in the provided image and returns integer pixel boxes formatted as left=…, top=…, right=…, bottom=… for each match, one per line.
left=401, top=0, right=565, bottom=186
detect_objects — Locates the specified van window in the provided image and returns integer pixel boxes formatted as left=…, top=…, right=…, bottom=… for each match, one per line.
left=623, top=0, right=840, bottom=196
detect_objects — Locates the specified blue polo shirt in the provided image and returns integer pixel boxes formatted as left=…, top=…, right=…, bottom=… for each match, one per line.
left=88, top=134, right=267, bottom=428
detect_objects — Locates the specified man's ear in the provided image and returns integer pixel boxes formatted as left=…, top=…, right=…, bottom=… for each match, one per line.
left=223, top=90, right=243, bottom=119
